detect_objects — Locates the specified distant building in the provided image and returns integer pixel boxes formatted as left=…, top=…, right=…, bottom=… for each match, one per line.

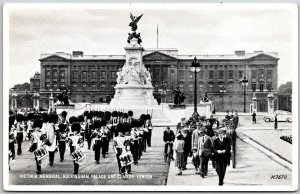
left=30, top=72, right=40, bottom=93
left=37, top=49, right=279, bottom=112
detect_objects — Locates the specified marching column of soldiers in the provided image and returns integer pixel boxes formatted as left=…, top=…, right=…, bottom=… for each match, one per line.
left=8, top=110, right=153, bottom=178
left=166, top=111, right=239, bottom=186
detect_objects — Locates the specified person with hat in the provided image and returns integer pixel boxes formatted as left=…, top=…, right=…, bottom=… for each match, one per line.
left=130, top=119, right=140, bottom=164
left=181, top=127, right=192, bottom=170
left=31, top=118, right=44, bottom=174
left=174, top=133, right=185, bottom=175
left=163, top=126, right=175, bottom=161
left=128, top=110, right=133, bottom=124
left=92, top=120, right=103, bottom=164
left=213, top=128, right=231, bottom=186
left=198, top=127, right=213, bottom=178
left=191, top=124, right=203, bottom=154
left=176, top=118, right=186, bottom=134
left=11, top=114, right=25, bottom=155
left=100, top=120, right=110, bottom=158
left=46, top=114, right=58, bottom=167
left=191, top=147, right=200, bottom=174
left=68, top=122, right=84, bottom=174
left=57, top=123, right=68, bottom=162
left=113, top=123, right=131, bottom=176
left=145, top=114, right=153, bottom=147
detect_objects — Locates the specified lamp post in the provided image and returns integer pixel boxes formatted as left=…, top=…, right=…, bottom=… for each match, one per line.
left=240, top=76, right=248, bottom=113
left=220, top=85, right=226, bottom=112
left=190, top=57, right=201, bottom=118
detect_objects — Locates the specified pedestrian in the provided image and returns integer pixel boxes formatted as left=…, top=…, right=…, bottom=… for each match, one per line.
left=163, top=126, right=175, bottom=161
left=274, top=114, right=278, bottom=130
left=213, top=128, right=231, bottom=186
left=174, top=133, right=185, bottom=176
left=181, top=127, right=191, bottom=170
left=198, top=127, right=213, bottom=178
left=191, top=124, right=203, bottom=152
left=252, top=111, right=256, bottom=124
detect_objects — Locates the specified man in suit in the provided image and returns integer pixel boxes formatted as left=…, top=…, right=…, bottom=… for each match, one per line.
left=197, top=127, right=213, bottom=177
left=181, top=127, right=192, bottom=170
left=163, top=126, right=175, bottom=161
left=191, top=124, right=203, bottom=153
left=213, top=128, right=231, bottom=186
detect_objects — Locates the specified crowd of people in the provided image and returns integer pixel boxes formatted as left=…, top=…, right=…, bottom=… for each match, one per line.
left=8, top=110, right=153, bottom=178
left=164, top=111, right=239, bottom=186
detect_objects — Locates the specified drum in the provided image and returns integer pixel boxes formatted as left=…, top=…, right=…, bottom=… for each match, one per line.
left=119, top=151, right=133, bottom=167
left=34, top=146, right=49, bottom=168
left=72, top=149, right=86, bottom=166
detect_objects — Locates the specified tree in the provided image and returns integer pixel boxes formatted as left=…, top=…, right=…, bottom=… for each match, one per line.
left=12, top=82, right=30, bottom=91
left=278, top=82, right=292, bottom=94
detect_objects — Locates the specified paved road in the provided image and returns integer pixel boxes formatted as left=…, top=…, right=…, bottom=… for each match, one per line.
left=167, top=138, right=292, bottom=186
left=9, top=127, right=169, bottom=185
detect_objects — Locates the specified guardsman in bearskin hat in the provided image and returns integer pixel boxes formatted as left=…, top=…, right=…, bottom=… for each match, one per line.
left=145, top=114, right=153, bottom=147
left=123, top=113, right=129, bottom=123
left=85, top=112, right=94, bottom=150
left=13, top=114, right=25, bottom=155
left=68, top=116, right=78, bottom=154
left=92, top=120, right=102, bottom=164
left=46, top=113, right=58, bottom=167
left=77, top=115, right=85, bottom=142
left=41, top=113, right=49, bottom=134
left=32, top=118, right=44, bottom=174
left=137, top=120, right=145, bottom=159
left=128, top=110, right=133, bottom=124
left=130, top=119, right=140, bottom=165
left=68, top=122, right=84, bottom=175
left=111, top=111, right=119, bottom=138
left=100, top=119, right=110, bottom=157
left=9, top=115, right=16, bottom=160
left=113, top=123, right=131, bottom=177
left=57, top=123, right=68, bottom=162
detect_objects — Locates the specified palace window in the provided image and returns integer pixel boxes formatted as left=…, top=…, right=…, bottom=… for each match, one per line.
left=111, top=71, right=116, bottom=79
left=82, top=83, right=87, bottom=90
left=267, top=70, right=272, bottom=79
left=60, top=71, right=65, bottom=78
left=259, top=83, right=264, bottom=91
left=228, top=70, right=234, bottom=79
left=178, top=70, right=185, bottom=79
left=53, top=70, right=58, bottom=78
left=72, top=71, right=78, bottom=79
left=92, top=71, right=97, bottom=79
left=189, top=83, right=193, bottom=89
left=218, top=70, right=224, bottom=80
left=101, top=71, right=106, bottom=79
left=82, top=71, right=87, bottom=79
left=252, top=83, right=256, bottom=91
left=72, top=84, right=77, bottom=90
left=46, top=83, right=51, bottom=89
left=209, top=70, right=214, bottom=80
left=46, top=71, right=51, bottom=78
left=259, top=69, right=265, bottom=78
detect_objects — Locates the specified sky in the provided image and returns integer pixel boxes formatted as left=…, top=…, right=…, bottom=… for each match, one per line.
left=7, top=4, right=297, bottom=88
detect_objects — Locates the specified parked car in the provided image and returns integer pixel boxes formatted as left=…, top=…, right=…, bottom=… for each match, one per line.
left=263, top=110, right=292, bottom=123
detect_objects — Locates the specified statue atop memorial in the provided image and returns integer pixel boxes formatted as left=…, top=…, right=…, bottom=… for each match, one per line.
left=172, top=86, right=186, bottom=106
left=127, top=13, right=143, bottom=44
left=201, top=92, right=210, bottom=102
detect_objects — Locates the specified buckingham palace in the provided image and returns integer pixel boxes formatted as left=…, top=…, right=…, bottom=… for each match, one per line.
left=35, top=48, right=278, bottom=112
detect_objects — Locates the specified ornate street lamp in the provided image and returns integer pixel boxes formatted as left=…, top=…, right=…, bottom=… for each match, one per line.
left=220, top=85, right=226, bottom=112
left=240, top=76, right=248, bottom=113
left=190, top=57, right=201, bottom=118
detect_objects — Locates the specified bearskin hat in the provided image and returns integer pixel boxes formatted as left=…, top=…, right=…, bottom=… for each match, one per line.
left=61, top=111, right=67, bottom=118
left=118, top=112, right=124, bottom=117
left=87, top=112, right=93, bottom=120
left=116, top=123, right=125, bottom=133
left=27, top=113, right=35, bottom=121
left=94, top=120, right=101, bottom=129
left=71, top=122, right=81, bottom=133
left=83, top=111, right=89, bottom=117
left=104, top=111, right=111, bottom=121
left=99, top=119, right=107, bottom=128
left=123, top=113, right=129, bottom=119
left=9, top=116, right=15, bottom=128
left=49, top=114, right=59, bottom=124
left=99, top=111, right=104, bottom=118
left=128, top=110, right=133, bottom=117
left=32, top=119, right=43, bottom=129
left=16, top=114, right=24, bottom=122
left=112, top=111, right=118, bottom=117
left=69, top=116, right=78, bottom=124
left=145, top=114, right=151, bottom=120
left=77, top=115, right=84, bottom=123
left=131, top=119, right=141, bottom=128
left=140, top=114, right=146, bottom=121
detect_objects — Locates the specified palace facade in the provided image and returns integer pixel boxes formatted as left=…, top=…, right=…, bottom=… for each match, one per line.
left=37, top=49, right=279, bottom=112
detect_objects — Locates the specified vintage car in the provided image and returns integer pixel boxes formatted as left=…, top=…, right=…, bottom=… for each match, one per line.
left=263, top=110, right=292, bottom=123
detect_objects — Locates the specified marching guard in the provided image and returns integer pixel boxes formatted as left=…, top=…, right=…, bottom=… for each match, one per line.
left=92, top=120, right=103, bottom=164
left=68, top=122, right=85, bottom=175
left=57, top=123, right=68, bottom=162
left=32, top=118, right=44, bottom=174
left=46, top=114, right=58, bottom=167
